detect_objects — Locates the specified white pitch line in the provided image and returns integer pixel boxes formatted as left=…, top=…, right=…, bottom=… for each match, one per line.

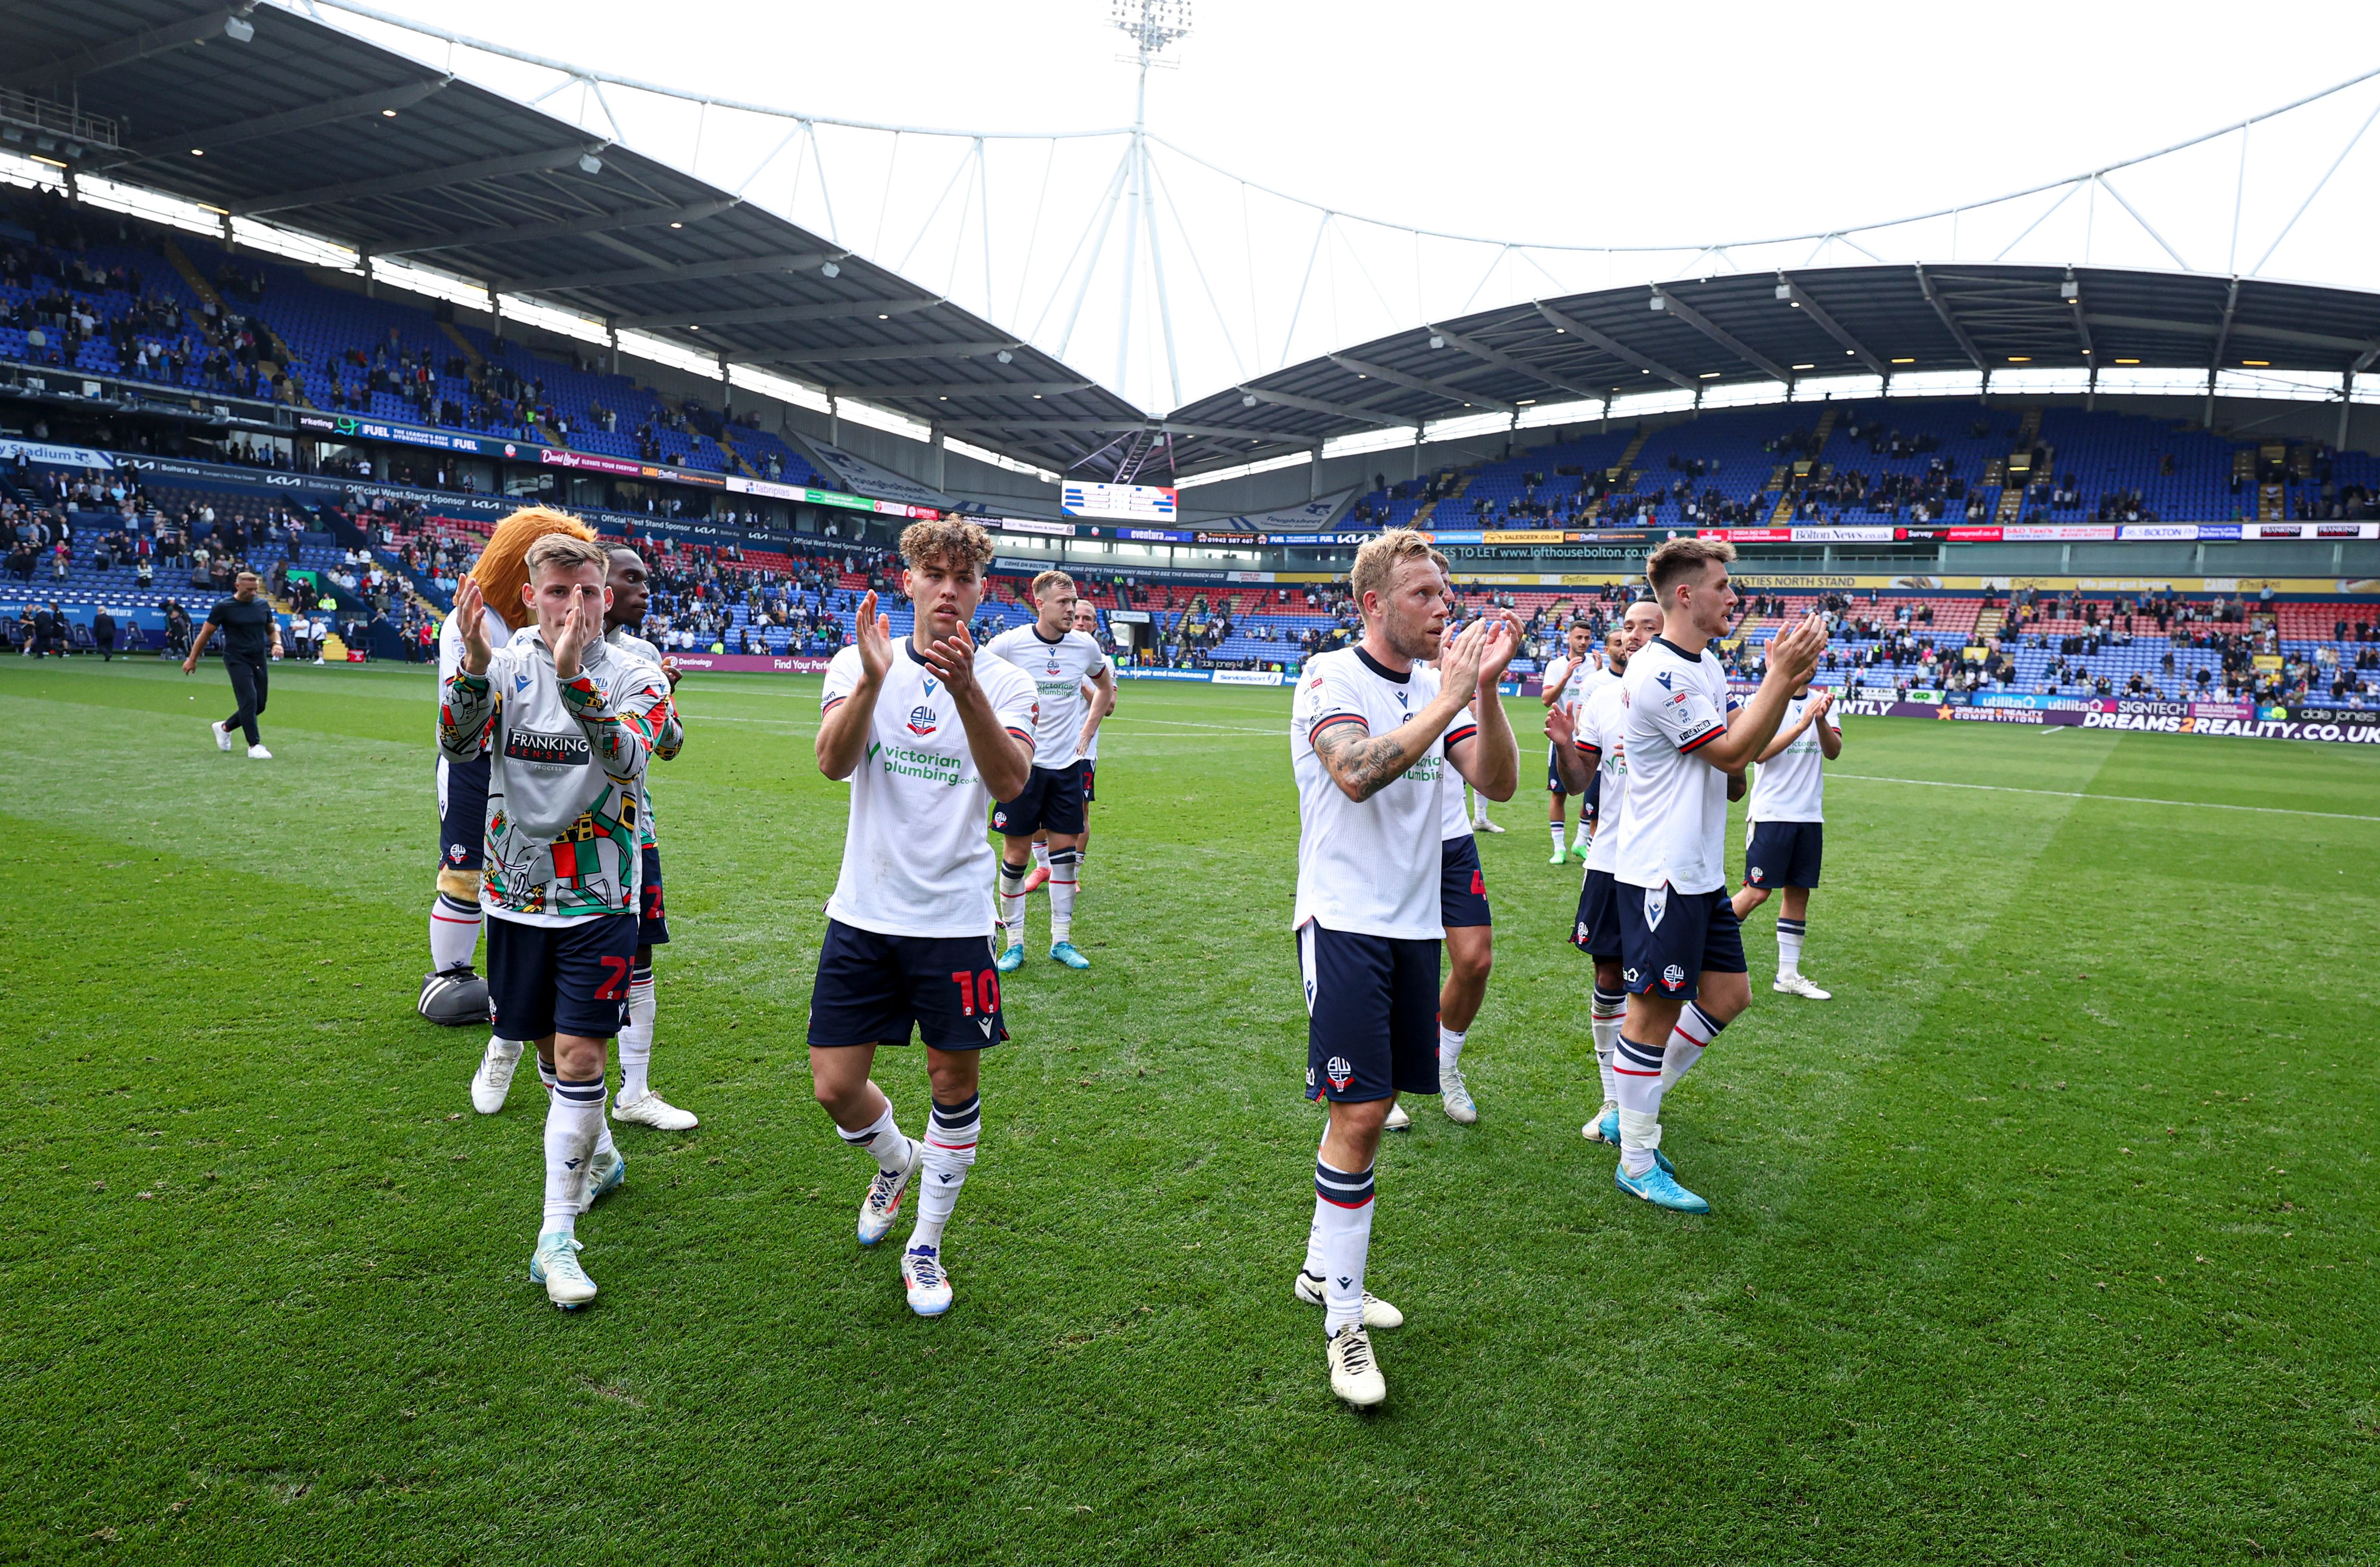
left=1832, top=773, right=2380, bottom=823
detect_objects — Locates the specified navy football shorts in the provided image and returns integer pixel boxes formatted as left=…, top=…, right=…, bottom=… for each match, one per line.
left=1545, top=740, right=1568, bottom=795
left=638, top=842, right=670, bottom=947
left=486, top=911, right=638, bottom=1042
left=1298, top=920, right=1441, bottom=1104
left=991, top=762, right=1086, bottom=837
left=1615, top=882, right=1747, bottom=1001
left=1440, top=835, right=1491, bottom=929
left=438, top=753, right=490, bottom=872
left=807, top=919, right=1008, bottom=1051
left=1571, top=867, right=1624, bottom=959
left=1745, top=820, right=1823, bottom=889
left=1077, top=757, right=1096, bottom=805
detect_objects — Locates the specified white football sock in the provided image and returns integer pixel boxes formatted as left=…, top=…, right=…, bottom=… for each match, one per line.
left=1047, top=848, right=1080, bottom=945
left=541, top=1055, right=615, bottom=1159
left=1571, top=816, right=1592, bottom=849
left=1550, top=821, right=1568, bottom=856
left=1310, top=1155, right=1376, bottom=1338
left=541, top=1072, right=606, bottom=1235
left=1590, top=986, right=1627, bottom=1106
left=1612, top=1034, right=1667, bottom=1176
left=997, top=859, right=1029, bottom=947
left=1031, top=841, right=1050, bottom=869
left=617, top=963, right=655, bottom=1102
left=1776, top=917, right=1806, bottom=977
left=909, top=1093, right=981, bottom=1251
left=1659, top=1002, right=1725, bottom=1095
left=1438, top=1023, right=1467, bottom=1071
left=429, top=893, right=481, bottom=972
left=835, top=1095, right=912, bottom=1176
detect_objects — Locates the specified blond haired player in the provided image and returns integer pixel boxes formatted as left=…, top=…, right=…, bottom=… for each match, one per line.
left=422, top=506, right=598, bottom=1032
left=438, top=532, right=675, bottom=1309
left=1289, top=529, right=1519, bottom=1405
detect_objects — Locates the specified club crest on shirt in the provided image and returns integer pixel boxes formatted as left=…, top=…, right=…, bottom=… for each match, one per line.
left=1325, top=1056, right=1354, bottom=1092
left=906, top=705, right=939, bottom=736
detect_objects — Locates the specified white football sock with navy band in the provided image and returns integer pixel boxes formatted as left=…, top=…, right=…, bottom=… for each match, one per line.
left=910, top=1093, right=981, bottom=1251
left=1776, top=917, right=1807, bottom=978
left=1309, top=1156, right=1377, bottom=1338
left=836, top=1095, right=913, bottom=1176
left=617, top=961, right=656, bottom=1102
left=1047, top=848, right=1081, bottom=945
left=1659, top=1002, right=1725, bottom=1096
left=541, top=1056, right=616, bottom=1161
left=997, top=860, right=1030, bottom=948
left=1550, top=821, right=1568, bottom=857
left=541, top=1072, right=607, bottom=1237
left=1590, top=987, right=1627, bottom=1105
left=1031, top=841, right=1050, bottom=870
left=1612, top=1034, right=1667, bottom=1176
left=429, top=893, right=482, bottom=972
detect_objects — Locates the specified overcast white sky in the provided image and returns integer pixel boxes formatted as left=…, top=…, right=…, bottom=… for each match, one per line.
left=367, top=0, right=2379, bottom=247
left=334, top=1, right=2380, bottom=409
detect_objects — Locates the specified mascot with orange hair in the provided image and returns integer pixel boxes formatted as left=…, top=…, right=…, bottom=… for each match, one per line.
left=418, top=505, right=598, bottom=1028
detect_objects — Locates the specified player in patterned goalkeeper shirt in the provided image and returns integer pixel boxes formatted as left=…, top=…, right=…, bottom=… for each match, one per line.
left=438, top=532, right=674, bottom=1311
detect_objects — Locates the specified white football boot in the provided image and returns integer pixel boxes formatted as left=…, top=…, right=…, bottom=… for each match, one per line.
left=529, top=1234, right=597, bottom=1309
left=210, top=720, right=234, bottom=752
left=470, top=1036, right=523, bottom=1114
left=1326, top=1324, right=1387, bottom=1407
left=612, top=1090, right=699, bottom=1131
left=1383, top=1101, right=1411, bottom=1131
left=1773, top=972, right=1832, bottom=1000
left=857, top=1139, right=918, bottom=1246
left=902, top=1244, right=954, bottom=1316
left=1441, top=1062, right=1477, bottom=1124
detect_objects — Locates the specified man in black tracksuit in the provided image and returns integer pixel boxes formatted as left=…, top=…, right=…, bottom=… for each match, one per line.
left=185, top=570, right=283, bottom=758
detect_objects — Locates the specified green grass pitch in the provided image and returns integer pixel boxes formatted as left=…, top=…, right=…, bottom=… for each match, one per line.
left=2, top=656, right=2376, bottom=1564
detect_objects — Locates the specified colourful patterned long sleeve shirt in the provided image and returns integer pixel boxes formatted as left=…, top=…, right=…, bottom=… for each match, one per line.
left=437, top=627, right=672, bottom=927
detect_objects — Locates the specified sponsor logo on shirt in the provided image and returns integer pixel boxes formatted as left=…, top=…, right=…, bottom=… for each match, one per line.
left=505, top=730, right=590, bottom=766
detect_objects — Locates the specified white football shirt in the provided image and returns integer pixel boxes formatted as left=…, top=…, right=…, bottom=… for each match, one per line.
left=1542, top=652, right=1599, bottom=722
left=984, top=624, right=1110, bottom=768
left=1575, top=677, right=1631, bottom=874
left=1748, top=693, right=1835, bottom=823
left=821, top=640, right=1039, bottom=938
left=1291, top=646, right=1468, bottom=939
left=1438, top=702, right=1482, bottom=840
left=1616, top=636, right=1741, bottom=895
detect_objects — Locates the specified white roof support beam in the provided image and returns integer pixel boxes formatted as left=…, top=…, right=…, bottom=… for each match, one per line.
left=1649, top=289, right=1795, bottom=384
left=1915, top=265, right=1990, bottom=373
left=2207, top=277, right=2241, bottom=387
left=1775, top=276, right=1891, bottom=377
left=1533, top=302, right=1697, bottom=392
left=1327, top=353, right=1516, bottom=415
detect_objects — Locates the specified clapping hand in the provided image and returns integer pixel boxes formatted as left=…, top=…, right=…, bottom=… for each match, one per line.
left=854, top=590, right=894, bottom=684
left=551, top=592, right=594, bottom=680
left=454, top=578, right=492, bottom=676
left=922, top=623, right=981, bottom=698
left=1769, top=612, right=1828, bottom=686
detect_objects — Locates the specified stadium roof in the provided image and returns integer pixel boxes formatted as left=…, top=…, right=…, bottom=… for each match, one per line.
left=0, top=0, right=1152, bottom=476
left=1159, top=263, right=2380, bottom=478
